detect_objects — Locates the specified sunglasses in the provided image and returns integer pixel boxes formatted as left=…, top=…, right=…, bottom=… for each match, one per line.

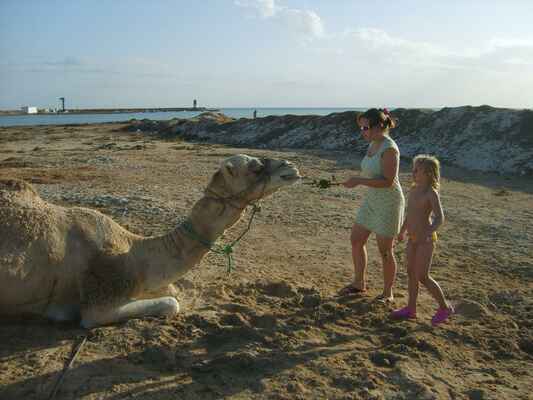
left=359, top=125, right=370, bottom=131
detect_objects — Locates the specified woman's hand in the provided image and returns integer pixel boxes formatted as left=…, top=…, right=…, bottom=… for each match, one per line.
left=342, top=177, right=361, bottom=188
left=422, top=229, right=435, bottom=243
left=397, top=230, right=406, bottom=242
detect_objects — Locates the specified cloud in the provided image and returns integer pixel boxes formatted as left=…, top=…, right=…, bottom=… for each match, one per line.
left=353, top=28, right=446, bottom=55
left=232, top=4, right=533, bottom=67
left=0, top=57, right=180, bottom=77
left=43, top=56, right=84, bottom=67
left=280, top=8, right=324, bottom=38
left=235, top=0, right=324, bottom=39
left=483, top=37, right=533, bottom=66
left=349, top=28, right=453, bottom=64
left=342, top=28, right=533, bottom=71
left=0, top=57, right=111, bottom=74
left=234, top=0, right=276, bottom=18
left=487, top=37, right=533, bottom=50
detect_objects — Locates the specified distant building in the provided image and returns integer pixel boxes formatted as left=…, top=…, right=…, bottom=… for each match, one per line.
left=193, top=99, right=197, bottom=110
left=21, top=106, right=38, bottom=114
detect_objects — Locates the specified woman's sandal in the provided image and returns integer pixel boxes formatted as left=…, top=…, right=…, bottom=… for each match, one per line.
left=376, top=294, right=394, bottom=304
left=338, top=284, right=367, bottom=296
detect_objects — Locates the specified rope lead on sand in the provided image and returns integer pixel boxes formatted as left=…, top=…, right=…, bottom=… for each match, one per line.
left=48, top=334, right=88, bottom=400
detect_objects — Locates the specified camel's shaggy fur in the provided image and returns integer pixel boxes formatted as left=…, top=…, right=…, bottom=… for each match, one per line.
left=0, top=154, right=300, bottom=328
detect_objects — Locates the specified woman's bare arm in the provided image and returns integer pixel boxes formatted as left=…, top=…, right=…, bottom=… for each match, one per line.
left=342, top=148, right=399, bottom=188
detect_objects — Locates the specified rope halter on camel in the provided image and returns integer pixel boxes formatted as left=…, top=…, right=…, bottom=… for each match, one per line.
left=179, top=158, right=276, bottom=273
left=180, top=202, right=261, bottom=273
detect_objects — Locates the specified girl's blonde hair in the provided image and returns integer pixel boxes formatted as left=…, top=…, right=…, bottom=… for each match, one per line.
left=413, top=154, right=441, bottom=191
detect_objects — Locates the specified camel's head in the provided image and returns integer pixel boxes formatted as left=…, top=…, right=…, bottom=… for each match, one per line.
left=207, top=154, right=300, bottom=205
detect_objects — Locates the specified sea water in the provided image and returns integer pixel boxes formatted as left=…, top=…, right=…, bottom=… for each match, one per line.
left=0, top=108, right=366, bottom=127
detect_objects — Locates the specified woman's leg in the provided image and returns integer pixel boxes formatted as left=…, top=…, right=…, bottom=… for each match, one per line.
left=376, top=235, right=397, bottom=299
left=351, top=224, right=371, bottom=291
left=414, top=242, right=448, bottom=309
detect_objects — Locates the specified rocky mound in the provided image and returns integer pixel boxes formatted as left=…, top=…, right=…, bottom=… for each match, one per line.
left=126, top=107, right=533, bottom=176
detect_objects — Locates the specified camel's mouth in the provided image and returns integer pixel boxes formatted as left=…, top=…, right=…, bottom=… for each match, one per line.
left=278, top=164, right=301, bottom=182
left=279, top=172, right=301, bottom=182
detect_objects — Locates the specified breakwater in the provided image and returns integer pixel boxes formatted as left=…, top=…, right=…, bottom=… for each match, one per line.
left=127, top=106, right=533, bottom=175
left=0, top=107, right=215, bottom=117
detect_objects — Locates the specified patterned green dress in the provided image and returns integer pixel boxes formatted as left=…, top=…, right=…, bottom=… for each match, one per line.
left=355, top=136, right=405, bottom=238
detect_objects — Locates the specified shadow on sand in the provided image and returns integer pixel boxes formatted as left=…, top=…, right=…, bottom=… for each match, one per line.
left=1, top=293, right=425, bottom=399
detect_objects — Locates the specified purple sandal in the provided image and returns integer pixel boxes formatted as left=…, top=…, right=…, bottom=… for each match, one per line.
left=431, top=307, right=454, bottom=326
left=390, top=306, right=416, bottom=320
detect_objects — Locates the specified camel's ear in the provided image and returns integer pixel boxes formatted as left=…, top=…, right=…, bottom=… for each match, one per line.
left=222, top=160, right=236, bottom=177
left=212, top=170, right=223, bottom=183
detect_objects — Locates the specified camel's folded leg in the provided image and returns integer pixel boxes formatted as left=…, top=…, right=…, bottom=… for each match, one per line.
left=80, top=297, right=179, bottom=329
left=46, top=304, right=82, bottom=322
left=140, top=284, right=178, bottom=299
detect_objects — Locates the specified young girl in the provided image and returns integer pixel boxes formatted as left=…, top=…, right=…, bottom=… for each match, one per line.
left=391, top=155, right=454, bottom=326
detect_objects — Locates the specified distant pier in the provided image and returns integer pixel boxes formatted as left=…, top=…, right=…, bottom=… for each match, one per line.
left=68, top=107, right=218, bottom=114
left=0, top=107, right=219, bottom=116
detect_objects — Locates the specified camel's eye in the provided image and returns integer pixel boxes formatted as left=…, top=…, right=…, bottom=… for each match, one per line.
left=249, top=160, right=265, bottom=175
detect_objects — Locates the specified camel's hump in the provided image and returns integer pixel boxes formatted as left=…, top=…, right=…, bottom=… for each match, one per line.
left=0, top=179, right=43, bottom=209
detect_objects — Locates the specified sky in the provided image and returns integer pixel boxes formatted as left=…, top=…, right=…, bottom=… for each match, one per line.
left=1, top=0, right=533, bottom=110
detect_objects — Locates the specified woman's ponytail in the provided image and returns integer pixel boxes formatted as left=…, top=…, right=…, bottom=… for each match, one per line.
left=358, top=108, right=399, bottom=132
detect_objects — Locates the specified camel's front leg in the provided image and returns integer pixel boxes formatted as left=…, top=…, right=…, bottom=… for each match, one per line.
left=80, top=255, right=179, bottom=328
left=141, top=283, right=178, bottom=299
left=80, top=297, right=179, bottom=329
left=46, top=303, right=82, bottom=322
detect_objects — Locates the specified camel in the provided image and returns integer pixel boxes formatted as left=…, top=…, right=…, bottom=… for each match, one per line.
left=0, top=154, right=300, bottom=328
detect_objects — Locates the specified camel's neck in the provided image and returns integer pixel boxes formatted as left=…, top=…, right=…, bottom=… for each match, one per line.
left=133, top=195, right=245, bottom=290
left=188, top=196, right=244, bottom=243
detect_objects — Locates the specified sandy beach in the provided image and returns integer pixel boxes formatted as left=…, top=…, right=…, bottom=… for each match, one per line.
left=0, top=122, right=532, bottom=400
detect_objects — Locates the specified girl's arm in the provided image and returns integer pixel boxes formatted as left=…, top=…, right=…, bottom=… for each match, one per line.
left=428, top=189, right=445, bottom=233
left=342, top=149, right=399, bottom=188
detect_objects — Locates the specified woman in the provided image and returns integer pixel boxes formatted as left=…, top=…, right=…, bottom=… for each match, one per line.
left=341, top=108, right=405, bottom=302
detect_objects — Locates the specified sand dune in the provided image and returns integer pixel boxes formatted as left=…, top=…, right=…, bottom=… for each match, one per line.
left=0, top=123, right=531, bottom=399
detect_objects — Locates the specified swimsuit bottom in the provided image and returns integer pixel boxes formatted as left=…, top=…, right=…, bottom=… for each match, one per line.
left=408, top=231, right=438, bottom=243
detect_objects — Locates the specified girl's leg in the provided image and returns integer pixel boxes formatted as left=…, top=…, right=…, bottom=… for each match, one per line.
left=376, top=235, right=397, bottom=299
left=351, top=224, right=371, bottom=291
left=391, top=241, right=417, bottom=318
left=406, top=241, right=419, bottom=312
left=414, top=242, right=448, bottom=309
